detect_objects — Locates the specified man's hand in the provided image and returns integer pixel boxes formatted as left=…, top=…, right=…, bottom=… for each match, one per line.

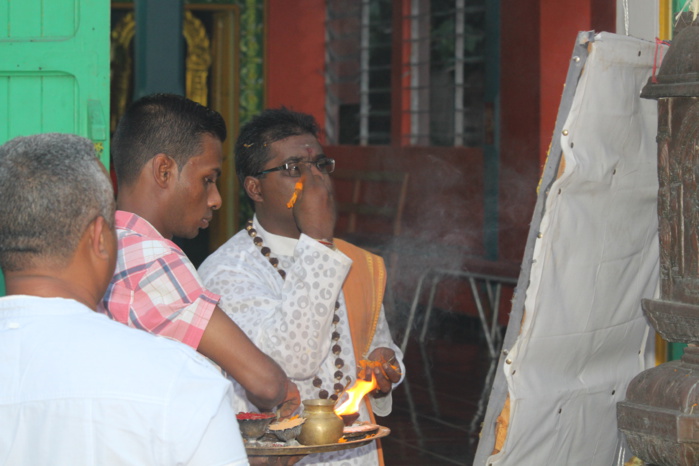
left=292, top=169, right=336, bottom=241
left=357, top=347, right=401, bottom=395
left=247, top=382, right=302, bottom=465
left=277, top=379, right=301, bottom=419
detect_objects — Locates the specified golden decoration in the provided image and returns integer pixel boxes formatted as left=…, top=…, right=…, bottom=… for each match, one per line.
left=184, top=10, right=212, bottom=107
left=110, top=11, right=136, bottom=133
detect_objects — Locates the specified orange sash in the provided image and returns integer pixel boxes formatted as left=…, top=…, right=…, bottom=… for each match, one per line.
left=334, top=239, right=386, bottom=465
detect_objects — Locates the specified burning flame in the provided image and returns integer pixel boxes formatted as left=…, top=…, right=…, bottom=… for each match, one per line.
left=334, top=373, right=378, bottom=416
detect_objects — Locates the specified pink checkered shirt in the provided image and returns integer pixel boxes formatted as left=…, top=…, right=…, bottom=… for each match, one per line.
left=98, top=211, right=219, bottom=349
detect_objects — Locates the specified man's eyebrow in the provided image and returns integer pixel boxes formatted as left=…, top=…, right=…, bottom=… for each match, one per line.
left=213, top=167, right=222, bottom=177
left=283, top=154, right=327, bottom=163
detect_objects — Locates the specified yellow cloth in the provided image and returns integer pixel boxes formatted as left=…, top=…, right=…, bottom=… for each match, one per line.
left=335, top=239, right=386, bottom=466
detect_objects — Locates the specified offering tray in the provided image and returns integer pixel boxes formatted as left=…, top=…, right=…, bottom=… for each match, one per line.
left=245, top=425, right=389, bottom=456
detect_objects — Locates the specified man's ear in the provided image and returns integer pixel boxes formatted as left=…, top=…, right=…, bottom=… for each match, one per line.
left=89, top=216, right=112, bottom=260
left=244, top=176, right=264, bottom=203
left=152, top=153, right=177, bottom=189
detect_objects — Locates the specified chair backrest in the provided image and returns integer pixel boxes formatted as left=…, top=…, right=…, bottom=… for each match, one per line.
left=332, top=169, right=409, bottom=238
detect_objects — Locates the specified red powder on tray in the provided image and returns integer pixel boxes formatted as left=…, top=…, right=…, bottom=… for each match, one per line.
left=236, top=412, right=275, bottom=420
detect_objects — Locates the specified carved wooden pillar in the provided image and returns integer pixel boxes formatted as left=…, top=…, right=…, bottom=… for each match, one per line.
left=617, top=23, right=699, bottom=465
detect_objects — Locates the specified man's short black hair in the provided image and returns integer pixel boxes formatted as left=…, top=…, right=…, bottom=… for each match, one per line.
left=111, top=93, right=227, bottom=187
left=235, top=107, right=320, bottom=188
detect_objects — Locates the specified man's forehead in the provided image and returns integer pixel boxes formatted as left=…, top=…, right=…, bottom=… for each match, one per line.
left=191, top=134, right=223, bottom=159
left=270, top=135, right=322, bottom=158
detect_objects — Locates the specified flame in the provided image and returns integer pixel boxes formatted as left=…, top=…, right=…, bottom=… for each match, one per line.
left=334, top=373, right=378, bottom=416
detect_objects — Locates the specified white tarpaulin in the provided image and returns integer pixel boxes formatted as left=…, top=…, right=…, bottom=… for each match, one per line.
left=476, top=32, right=665, bottom=465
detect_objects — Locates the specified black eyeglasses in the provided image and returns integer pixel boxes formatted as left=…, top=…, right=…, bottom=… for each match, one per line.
left=253, top=158, right=336, bottom=178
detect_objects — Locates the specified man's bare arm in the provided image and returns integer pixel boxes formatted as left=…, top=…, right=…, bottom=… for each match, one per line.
left=198, top=305, right=289, bottom=410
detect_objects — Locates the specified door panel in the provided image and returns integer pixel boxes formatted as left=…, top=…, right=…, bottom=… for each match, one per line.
left=2, top=75, right=79, bottom=136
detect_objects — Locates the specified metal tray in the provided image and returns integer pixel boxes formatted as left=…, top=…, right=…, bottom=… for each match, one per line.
left=245, top=425, right=390, bottom=456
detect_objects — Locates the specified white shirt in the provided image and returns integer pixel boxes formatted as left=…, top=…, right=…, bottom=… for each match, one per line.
left=199, top=217, right=405, bottom=466
left=0, top=295, right=249, bottom=466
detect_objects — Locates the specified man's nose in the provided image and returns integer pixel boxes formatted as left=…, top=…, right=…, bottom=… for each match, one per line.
left=209, top=184, right=222, bottom=210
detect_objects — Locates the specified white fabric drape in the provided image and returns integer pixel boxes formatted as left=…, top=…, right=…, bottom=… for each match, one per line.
left=487, top=33, right=663, bottom=465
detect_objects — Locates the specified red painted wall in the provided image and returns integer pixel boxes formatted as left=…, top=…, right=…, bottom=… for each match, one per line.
left=539, top=0, right=616, bottom=165
left=265, top=0, right=326, bottom=132
left=326, top=145, right=519, bottom=324
left=540, top=1, right=590, bottom=164
left=498, top=0, right=541, bottom=262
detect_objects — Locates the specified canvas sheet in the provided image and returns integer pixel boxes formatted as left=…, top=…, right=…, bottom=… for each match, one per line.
left=486, top=33, right=662, bottom=465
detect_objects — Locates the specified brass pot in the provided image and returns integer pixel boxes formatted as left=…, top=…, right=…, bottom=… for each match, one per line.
left=297, top=399, right=344, bottom=445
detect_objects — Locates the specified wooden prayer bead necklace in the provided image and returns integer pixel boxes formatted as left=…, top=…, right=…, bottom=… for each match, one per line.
left=246, top=220, right=351, bottom=401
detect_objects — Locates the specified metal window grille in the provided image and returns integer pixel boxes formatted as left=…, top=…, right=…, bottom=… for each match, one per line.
left=325, top=0, right=392, bottom=145
left=325, top=0, right=485, bottom=147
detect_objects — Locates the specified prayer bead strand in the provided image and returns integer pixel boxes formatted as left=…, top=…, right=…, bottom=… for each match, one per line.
left=246, top=220, right=348, bottom=401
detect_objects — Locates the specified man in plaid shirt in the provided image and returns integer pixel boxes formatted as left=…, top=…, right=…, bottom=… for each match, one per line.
left=99, top=94, right=299, bottom=416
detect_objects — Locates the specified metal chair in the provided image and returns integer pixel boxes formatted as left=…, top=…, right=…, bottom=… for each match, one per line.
left=400, top=267, right=518, bottom=358
left=399, top=266, right=518, bottom=438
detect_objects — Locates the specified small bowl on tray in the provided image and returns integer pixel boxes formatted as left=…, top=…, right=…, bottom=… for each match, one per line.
left=236, top=412, right=277, bottom=440
left=339, top=412, right=360, bottom=426
left=268, top=416, right=306, bottom=442
left=342, top=422, right=380, bottom=441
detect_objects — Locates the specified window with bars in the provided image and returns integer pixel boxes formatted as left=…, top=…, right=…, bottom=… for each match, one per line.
left=325, top=0, right=486, bottom=147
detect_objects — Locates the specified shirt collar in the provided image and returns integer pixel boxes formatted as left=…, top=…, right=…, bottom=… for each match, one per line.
left=115, top=210, right=166, bottom=240
left=252, top=215, right=298, bottom=257
left=0, top=295, right=91, bottom=317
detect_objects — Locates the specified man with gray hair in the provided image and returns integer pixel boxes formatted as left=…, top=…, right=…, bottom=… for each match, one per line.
left=0, top=133, right=249, bottom=465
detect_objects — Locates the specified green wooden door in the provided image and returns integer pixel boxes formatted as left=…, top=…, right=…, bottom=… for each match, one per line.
left=0, top=0, right=110, bottom=296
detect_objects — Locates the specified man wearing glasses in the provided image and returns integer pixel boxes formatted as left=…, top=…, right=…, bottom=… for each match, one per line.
left=199, top=108, right=404, bottom=466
